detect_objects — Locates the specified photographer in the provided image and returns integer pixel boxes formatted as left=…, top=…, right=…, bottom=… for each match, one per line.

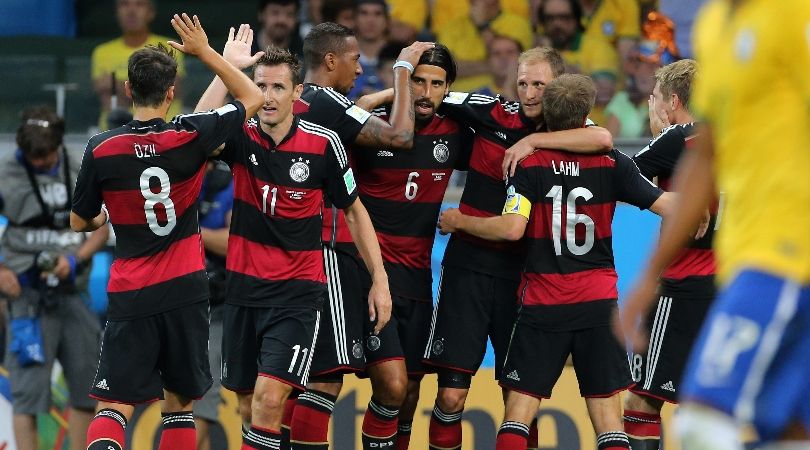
left=0, top=107, right=109, bottom=450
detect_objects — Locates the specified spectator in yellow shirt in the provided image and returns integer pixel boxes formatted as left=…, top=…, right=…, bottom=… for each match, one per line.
left=474, top=34, right=522, bottom=101
left=91, top=0, right=185, bottom=130
left=578, top=0, right=640, bottom=71
left=437, top=0, right=532, bottom=92
left=431, top=0, right=529, bottom=35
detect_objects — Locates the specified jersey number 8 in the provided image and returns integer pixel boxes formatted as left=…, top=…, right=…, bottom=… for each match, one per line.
left=140, top=167, right=177, bottom=236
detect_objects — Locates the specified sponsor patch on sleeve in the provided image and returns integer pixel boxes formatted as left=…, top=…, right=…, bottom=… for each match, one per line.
left=345, top=105, right=372, bottom=124
left=502, top=185, right=531, bottom=220
left=343, top=168, right=357, bottom=194
left=443, top=91, right=469, bottom=105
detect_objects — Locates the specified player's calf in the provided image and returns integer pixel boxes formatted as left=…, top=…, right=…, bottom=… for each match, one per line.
left=87, top=407, right=129, bottom=450
left=429, top=371, right=471, bottom=450
left=290, top=389, right=338, bottom=450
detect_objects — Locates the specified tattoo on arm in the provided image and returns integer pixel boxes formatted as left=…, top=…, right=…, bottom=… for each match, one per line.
left=356, top=116, right=414, bottom=148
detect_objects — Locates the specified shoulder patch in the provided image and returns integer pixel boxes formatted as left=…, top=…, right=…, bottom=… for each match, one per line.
left=346, top=105, right=372, bottom=124
left=443, top=92, right=469, bottom=105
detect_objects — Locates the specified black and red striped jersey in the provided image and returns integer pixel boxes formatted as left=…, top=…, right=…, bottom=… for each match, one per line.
left=352, top=106, right=471, bottom=301
left=220, top=117, right=357, bottom=308
left=438, top=92, right=538, bottom=280
left=293, top=83, right=372, bottom=255
left=72, top=102, right=247, bottom=319
left=633, top=123, right=716, bottom=297
left=509, top=149, right=662, bottom=321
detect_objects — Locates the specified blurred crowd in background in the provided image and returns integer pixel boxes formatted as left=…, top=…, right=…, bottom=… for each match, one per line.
left=0, top=0, right=706, bottom=138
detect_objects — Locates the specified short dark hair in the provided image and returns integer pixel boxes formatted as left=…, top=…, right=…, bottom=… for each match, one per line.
left=355, top=0, right=388, bottom=14
left=321, top=0, right=354, bottom=23
left=417, top=44, right=458, bottom=85
left=541, top=74, right=596, bottom=131
left=256, top=46, right=303, bottom=85
left=258, top=0, right=300, bottom=12
left=538, top=0, right=584, bottom=32
left=127, top=43, right=177, bottom=108
left=17, top=106, right=65, bottom=158
left=303, top=22, right=355, bottom=70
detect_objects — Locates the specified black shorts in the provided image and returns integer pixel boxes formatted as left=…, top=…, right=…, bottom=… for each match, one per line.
left=309, top=247, right=366, bottom=377
left=90, top=301, right=211, bottom=404
left=629, top=293, right=713, bottom=403
left=363, top=295, right=434, bottom=377
left=423, top=265, right=519, bottom=378
left=499, top=303, right=633, bottom=399
left=221, top=304, right=319, bottom=392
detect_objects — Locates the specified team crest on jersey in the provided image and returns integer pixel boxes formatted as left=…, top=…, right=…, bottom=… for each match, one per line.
left=431, top=338, right=444, bottom=355
left=433, top=140, right=450, bottom=163
left=735, top=28, right=756, bottom=62
left=366, top=335, right=381, bottom=352
left=602, top=20, right=615, bottom=37
left=352, top=340, right=364, bottom=359
left=289, top=157, right=310, bottom=182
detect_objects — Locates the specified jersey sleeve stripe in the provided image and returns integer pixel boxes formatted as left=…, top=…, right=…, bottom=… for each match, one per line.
left=321, top=87, right=353, bottom=108
left=298, top=120, right=348, bottom=168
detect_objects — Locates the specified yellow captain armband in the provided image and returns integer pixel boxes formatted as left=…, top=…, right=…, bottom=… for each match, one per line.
left=502, top=186, right=532, bottom=220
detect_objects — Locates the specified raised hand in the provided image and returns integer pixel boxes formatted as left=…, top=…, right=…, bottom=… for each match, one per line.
left=396, top=41, right=435, bottom=68
left=224, top=24, right=265, bottom=70
left=168, top=13, right=210, bottom=56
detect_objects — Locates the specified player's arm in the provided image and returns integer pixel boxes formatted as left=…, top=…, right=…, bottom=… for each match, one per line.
left=502, top=126, right=614, bottom=178
left=70, top=209, right=108, bottom=233
left=201, top=211, right=231, bottom=257
left=438, top=209, right=528, bottom=242
left=615, top=124, right=716, bottom=350
left=168, top=16, right=263, bottom=118
left=71, top=141, right=107, bottom=233
left=343, top=199, right=392, bottom=334
left=355, top=88, right=394, bottom=112
left=354, top=42, right=434, bottom=149
left=195, top=24, right=266, bottom=114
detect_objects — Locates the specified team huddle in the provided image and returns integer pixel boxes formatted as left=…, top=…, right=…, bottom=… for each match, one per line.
left=67, top=3, right=810, bottom=450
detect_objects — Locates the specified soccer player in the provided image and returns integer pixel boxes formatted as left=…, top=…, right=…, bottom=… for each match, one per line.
left=292, top=24, right=432, bottom=450
left=197, top=38, right=392, bottom=450
left=422, top=47, right=612, bottom=450
left=438, top=73, right=671, bottom=450
left=347, top=44, right=470, bottom=450
left=617, top=1, right=810, bottom=449
left=70, top=13, right=263, bottom=450
left=621, top=58, right=717, bottom=450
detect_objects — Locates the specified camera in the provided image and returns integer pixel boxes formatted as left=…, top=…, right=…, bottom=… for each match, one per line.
left=35, top=251, right=60, bottom=288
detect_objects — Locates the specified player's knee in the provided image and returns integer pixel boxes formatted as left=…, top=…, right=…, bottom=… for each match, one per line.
left=675, top=403, right=741, bottom=450
left=252, top=388, right=288, bottom=414
left=437, top=387, right=469, bottom=413
left=376, top=372, right=408, bottom=405
left=623, top=392, right=662, bottom=414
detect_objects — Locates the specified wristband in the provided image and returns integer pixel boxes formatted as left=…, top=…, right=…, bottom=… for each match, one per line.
left=67, top=255, right=77, bottom=281
left=100, top=203, right=109, bottom=225
left=392, top=60, right=415, bottom=74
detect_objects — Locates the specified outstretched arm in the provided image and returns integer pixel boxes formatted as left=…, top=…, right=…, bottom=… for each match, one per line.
left=438, top=208, right=527, bottom=242
left=502, top=126, right=613, bottom=178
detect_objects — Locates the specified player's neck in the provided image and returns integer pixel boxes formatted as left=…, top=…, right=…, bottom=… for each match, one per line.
left=304, top=70, right=333, bottom=89
left=123, top=30, right=150, bottom=48
left=261, top=114, right=295, bottom=144
left=133, top=104, right=170, bottom=122
left=672, top=109, right=695, bottom=125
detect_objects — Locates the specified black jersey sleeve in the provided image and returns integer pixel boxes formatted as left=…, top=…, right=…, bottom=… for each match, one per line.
left=453, top=126, right=475, bottom=171
left=171, top=101, right=247, bottom=157
left=632, top=125, right=687, bottom=179
left=508, top=162, right=538, bottom=204
left=323, top=130, right=359, bottom=210
left=307, top=89, right=371, bottom=144
left=614, top=150, right=664, bottom=210
left=439, top=92, right=502, bottom=128
left=72, top=142, right=103, bottom=220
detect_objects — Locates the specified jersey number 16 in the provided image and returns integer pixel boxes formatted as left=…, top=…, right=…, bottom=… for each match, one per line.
left=546, top=185, right=595, bottom=256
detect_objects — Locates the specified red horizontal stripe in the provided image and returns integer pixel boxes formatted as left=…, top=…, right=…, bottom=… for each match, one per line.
left=226, top=234, right=325, bottom=283
left=468, top=139, right=506, bottom=181
left=232, top=163, right=323, bottom=220
left=454, top=204, right=524, bottom=253
left=526, top=202, right=615, bottom=240
left=358, top=168, right=451, bottom=204
left=520, top=151, right=617, bottom=171
left=244, top=122, right=329, bottom=156
left=377, top=232, right=432, bottom=269
left=93, top=129, right=198, bottom=159
left=108, top=234, right=205, bottom=292
left=519, top=269, right=618, bottom=305
left=458, top=203, right=499, bottom=219
left=103, top=166, right=204, bottom=225
left=662, top=248, right=716, bottom=280
left=322, top=206, right=354, bottom=245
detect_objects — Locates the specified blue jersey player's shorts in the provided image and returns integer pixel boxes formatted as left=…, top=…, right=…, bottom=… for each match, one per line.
left=680, top=269, right=810, bottom=441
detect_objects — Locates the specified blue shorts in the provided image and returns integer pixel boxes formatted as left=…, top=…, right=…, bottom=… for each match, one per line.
left=680, top=269, right=810, bottom=441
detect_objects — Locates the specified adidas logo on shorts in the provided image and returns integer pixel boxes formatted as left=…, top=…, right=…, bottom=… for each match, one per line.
left=377, top=150, right=394, bottom=157
left=660, top=381, right=675, bottom=392
left=506, top=370, right=521, bottom=382
left=95, top=379, right=110, bottom=390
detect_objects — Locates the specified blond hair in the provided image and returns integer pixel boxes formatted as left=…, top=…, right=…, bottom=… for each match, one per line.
left=654, top=59, right=698, bottom=109
left=518, top=47, right=565, bottom=78
left=541, top=74, right=596, bottom=131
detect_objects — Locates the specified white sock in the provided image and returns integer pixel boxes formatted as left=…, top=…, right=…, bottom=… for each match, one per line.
left=675, top=403, right=742, bottom=450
